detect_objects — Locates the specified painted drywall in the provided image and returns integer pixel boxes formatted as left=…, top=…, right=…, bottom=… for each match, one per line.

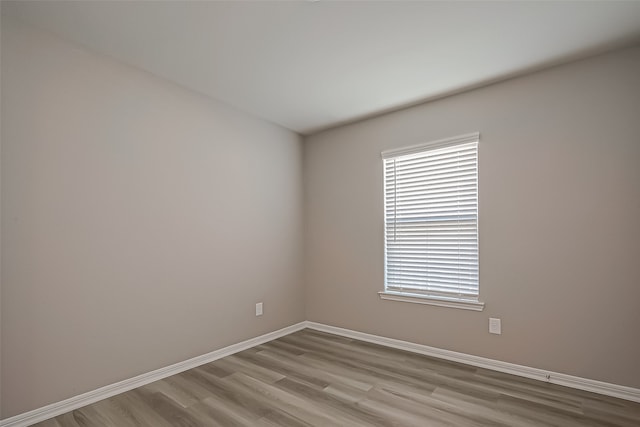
left=304, top=46, right=640, bottom=389
left=0, top=12, right=3, bottom=419
left=0, top=17, right=304, bottom=418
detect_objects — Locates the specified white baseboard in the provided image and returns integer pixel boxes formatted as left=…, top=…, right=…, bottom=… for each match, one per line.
left=0, top=322, right=307, bottom=427
left=4, top=320, right=639, bottom=426
left=305, top=321, right=640, bottom=403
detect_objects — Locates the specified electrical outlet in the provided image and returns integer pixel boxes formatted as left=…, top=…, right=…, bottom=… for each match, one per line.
left=255, top=302, right=263, bottom=316
left=489, top=318, right=501, bottom=335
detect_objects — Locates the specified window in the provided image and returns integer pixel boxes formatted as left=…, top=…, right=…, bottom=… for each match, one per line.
left=380, top=133, right=483, bottom=311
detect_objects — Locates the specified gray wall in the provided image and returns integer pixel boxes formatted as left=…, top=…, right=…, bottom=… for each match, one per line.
left=304, top=46, right=640, bottom=389
left=0, top=12, right=3, bottom=417
left=1, top=18, right=305, bottom=418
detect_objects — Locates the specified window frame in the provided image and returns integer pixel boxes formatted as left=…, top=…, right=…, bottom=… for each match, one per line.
left=379, top=132, right=484, bottom=311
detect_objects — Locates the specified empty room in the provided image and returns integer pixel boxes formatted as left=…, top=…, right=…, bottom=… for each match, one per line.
left=1, top=1, right=640, bottom=426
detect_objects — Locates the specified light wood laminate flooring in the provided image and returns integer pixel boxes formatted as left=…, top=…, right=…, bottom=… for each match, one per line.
left=35, top=329, right=640, bottom=426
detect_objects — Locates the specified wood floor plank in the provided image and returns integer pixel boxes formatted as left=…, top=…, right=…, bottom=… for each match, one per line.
left=33, top=329, right=640, bottom=426
left=189, top=395, right=262, bottom=427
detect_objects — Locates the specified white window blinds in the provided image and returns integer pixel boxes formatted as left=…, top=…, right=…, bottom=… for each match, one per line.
left=382, top=133, right=479, bottom=302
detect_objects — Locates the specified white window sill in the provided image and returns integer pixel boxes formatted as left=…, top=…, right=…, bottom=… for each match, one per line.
left=378, top=291, right=485, bottom=311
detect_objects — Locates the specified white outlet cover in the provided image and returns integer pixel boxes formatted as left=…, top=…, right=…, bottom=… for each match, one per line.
left=489, top=318, right=501, bottom=335
left=256, top=302, right=263, bottom=316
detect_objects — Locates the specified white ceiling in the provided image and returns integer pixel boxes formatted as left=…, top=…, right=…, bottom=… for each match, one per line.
left=4, top=1, right=640, bottom=135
